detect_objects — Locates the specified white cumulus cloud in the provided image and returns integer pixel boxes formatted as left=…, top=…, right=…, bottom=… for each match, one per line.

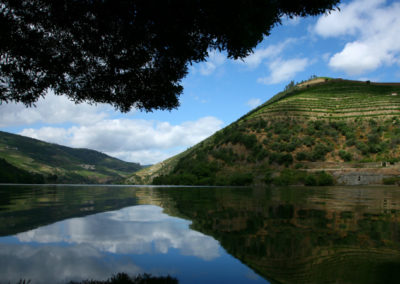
left=238, top=38, right=308, bottom=84
left=241, top=38, right=296, bottom=68
left=2, top=89, right=223, bottom=165
left=315, top=0, right=400, bottom=75
left=246, top=98, right=262, bottom=109
left=108, top=150, right=172, bottom=166
left=19, top=116, right=223, bottom=165
left=20, top=127, right=72, bottom=145
left=198, top=50, right=226, bottom=75
left=257, top=58, right=309, bottom=84
left=0, top=91, right=112, bottom=127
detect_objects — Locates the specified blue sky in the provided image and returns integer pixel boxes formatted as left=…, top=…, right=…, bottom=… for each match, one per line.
left=1, top=0, right=400, bottom=165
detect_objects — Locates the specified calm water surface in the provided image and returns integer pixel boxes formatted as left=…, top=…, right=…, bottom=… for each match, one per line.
left=1, top=185, right=400, bottom=283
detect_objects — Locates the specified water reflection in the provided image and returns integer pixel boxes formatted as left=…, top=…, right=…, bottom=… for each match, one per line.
left=0, top=185, right=139, bottom=236
left=16, top=205, right=221, bottom=260
left=0, top=243, right=141, bottom=283
left=0, top=185, right=267, bottom=284
left=2, top=185, right=400, bottom=283
left=153, top=186, right=400, bottom=284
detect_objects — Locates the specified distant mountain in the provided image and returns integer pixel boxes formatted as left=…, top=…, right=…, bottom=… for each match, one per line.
left=0, top=131, right=142, bottom=184
left=129, top=78, right=400, bottom=186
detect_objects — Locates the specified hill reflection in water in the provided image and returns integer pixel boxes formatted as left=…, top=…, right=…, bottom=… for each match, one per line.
left=1, top=185, right=400, bottom=283
left=154, top=186, right=400, bottom=284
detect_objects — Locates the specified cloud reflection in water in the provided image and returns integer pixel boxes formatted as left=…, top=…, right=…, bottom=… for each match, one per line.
left=0, top=243, right=142, bottom=283
left=16, top=205, right=221, bottom=260
left=0, top=205, right=227, bottom=283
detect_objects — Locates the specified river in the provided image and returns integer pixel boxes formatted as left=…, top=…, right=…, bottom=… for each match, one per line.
left=1, top=184, right=400, bottom=283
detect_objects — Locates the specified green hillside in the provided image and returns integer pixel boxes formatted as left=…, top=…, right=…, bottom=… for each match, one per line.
left=0, top=131, right=142, bottom=184
left=130, top=78, right=400, bottom=186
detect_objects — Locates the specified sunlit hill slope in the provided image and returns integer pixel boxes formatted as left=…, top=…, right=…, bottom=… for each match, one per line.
left=0, top=131, right=142, bottom=184
left=128, top=78, right=400, bottom=186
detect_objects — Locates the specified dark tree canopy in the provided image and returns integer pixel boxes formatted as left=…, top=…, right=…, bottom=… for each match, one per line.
left=0, top=0, right=339, bottom=112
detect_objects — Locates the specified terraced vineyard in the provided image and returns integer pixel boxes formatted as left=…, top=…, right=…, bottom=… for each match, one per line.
left=248, top=79, right=400, bottom=120
left=128, top=79, right=400, bottom=186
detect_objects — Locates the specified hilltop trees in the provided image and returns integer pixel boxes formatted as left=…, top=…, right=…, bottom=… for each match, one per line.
left=1, top=0, right=339, bottom=111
